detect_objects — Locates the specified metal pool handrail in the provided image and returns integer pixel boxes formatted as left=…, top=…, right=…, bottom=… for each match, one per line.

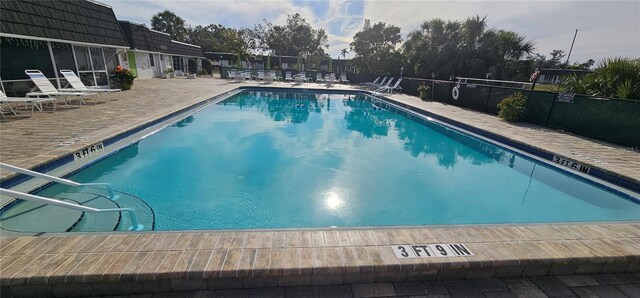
left=0, top=188, right=143, bottom=231
left=0, top=162, right=119, bottom=200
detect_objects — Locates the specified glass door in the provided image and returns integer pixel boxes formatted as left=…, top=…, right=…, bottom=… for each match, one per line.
left=72, top=46, right=110, bottom=87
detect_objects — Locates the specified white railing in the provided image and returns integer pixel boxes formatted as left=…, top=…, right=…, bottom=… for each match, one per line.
left=0, top=188, right=143, bottom=231
left=0, top=163, right=119, bottom=200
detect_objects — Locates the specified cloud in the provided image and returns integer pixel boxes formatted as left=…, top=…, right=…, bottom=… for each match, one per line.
left=103, top=0, right=639, bottom=61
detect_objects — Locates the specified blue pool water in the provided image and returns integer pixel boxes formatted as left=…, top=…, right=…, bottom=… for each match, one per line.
left=37, top=90, right=640, bottom=230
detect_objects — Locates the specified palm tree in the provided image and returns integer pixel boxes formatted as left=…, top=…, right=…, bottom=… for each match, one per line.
left=340, top=48, right=349, bottom=59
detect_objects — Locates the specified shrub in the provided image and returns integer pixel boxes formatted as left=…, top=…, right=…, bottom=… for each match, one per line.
left=110, top=65, right=136, bottom=85
left=564, top=58, right=640, bottom=100
left=497, top=92, right=526, bottom=122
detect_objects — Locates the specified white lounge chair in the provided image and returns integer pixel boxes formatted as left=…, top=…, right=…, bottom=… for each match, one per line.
left=372, top=77, right=388, bottom=89
left=316, top=73, right=324, bottom=83
left=285, top=72, right=293, bottom=82
left=382, top=78, right=403, bottom=94
left=243, top=71, right=251, bottom=81
left=1, top=90, right=57, bottom=117
left=325, top=73, right=336, bottom=86
left=24, top=70, right=98, bottom=105
left=59, top=70, right=121, bottom=99
left=340, top=73, right=349, bottom=83
left=257, top=70, right=265, bottom=81
left=265, top=71, right=275, bottom=83
left=227, top=69, right=236, bottom=80
left=365, top=77, right=381, bottom=87
left=374, top=77, right=394, bottom=92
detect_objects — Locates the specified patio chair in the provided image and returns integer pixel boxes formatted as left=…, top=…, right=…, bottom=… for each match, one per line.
left=340, top=73, right=349, bottom=83
left=382, top=78, right=403, bottom=94
left=316, top=73, right=324, bottom=83
left=0, top=90, right=57, bottom=117
left=373, top=77, right=395, bottom=93
left=233, top=70, right=244, bottom=82
left=265, top=71, right=275, bottom=83
left=365, top=77, right=381, bottom=87
left=372, top=77, right=388, bottom=89
left=257, top=70, right=265, bottom=81
left=285, top=72, right=293, bottom=82
left=227, top=69, right=237, bottom=80
left=243, top=71, right=251, bottom=81
left=24, top=70, right=99, bottom=105
left=59, top=70, right=121, bottom=99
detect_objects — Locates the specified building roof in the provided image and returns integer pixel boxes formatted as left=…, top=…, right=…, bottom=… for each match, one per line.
left=204, top=52, right=238, bottom=61
left=117, top=21, right=203, bottom=57
left=0, top=0, right=128, bottom=47
left=118, top=21, right=157, bottom=52
left=148, top=29, right=202, bottom=57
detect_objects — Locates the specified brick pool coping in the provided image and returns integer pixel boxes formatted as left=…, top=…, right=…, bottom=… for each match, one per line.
left=1, top=223, right=639, bottom=297
left=1, top=79, right=639, bottom=296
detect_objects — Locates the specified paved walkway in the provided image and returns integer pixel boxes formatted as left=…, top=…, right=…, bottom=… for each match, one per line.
left=94, top=274, right=640, bottom=297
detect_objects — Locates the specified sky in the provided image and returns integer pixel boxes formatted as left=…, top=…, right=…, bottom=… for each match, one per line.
left=102, top=0, right=640, bottom=62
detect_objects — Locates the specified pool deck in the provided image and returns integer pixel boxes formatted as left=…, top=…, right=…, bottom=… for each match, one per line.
left=1, top=77, right=639, bottom=297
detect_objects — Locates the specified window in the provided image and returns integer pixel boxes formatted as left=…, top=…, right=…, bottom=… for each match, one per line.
left=0, top=37, right=55, bottom=80
left=90, top=48, right=106, bottom=71
left=103, top=48, right=118, bottom=73
left=72, top=46, right=110, bottom=87
left=173, top=56, right=182, bottom=70
left=74, top=46, right=91, bottom=71
left=149, top=54, right=155, bottom=67
left=52, top=43, right=76, bottom=73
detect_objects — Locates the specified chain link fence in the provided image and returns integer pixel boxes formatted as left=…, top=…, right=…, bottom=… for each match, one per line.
left=400, top=78, right=640, bottom=148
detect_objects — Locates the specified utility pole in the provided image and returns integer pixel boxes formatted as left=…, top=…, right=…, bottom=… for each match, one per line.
left=545, top=29, right=578, bottom=126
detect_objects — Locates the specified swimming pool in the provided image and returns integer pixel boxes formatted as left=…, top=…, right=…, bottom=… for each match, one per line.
left=34, top=89, right=640, bottom=230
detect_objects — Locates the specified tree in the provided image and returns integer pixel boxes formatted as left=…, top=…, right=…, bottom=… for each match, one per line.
left=186, top=25, right=250, bottom=55
left=350, top=22, right=402, bottom=76
left=151, top=10, right=188, bottom=42
left=253, top=13, right=328, bottom=62
left=403, top=16, right=534, bottom=80
left=340, top=48, right=349, bottom=59
left=564, top=58, right=640, bottom=100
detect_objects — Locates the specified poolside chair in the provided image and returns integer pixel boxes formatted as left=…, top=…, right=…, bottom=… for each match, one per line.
left=285, top=72, right=293, bottom=82
left=243, top=71, right=251, bottom=81
left=374, top=77, right=394, bottom=92
left=257, top=70, right=265, bottom=81
left=316, top=73, right=324, bottom=83
left=265, top=71, right=275, bottom=83
left=340, top=73, right=349, bottom=83
left=382, top=78, right=403, bottom=94
left=24, top=70, right=99, bottom=105
left=0, top=90, right=57, bottom=117
left=372, top=77, right=388, bottom=89
left=59, top=70, right=121, bottom=99
left=227, top=69, right=237, bottom=80
left=365, top=77, right=381, bottom=87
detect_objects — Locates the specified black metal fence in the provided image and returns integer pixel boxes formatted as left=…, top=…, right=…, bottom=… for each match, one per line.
left=400, top=78, right=640, bottom=148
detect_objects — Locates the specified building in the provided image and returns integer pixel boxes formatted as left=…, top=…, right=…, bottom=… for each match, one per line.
left=118, top=21, right=205, bottom=78
left=320, top=59, right=353, bottom=73
left=0, top=0, right=129, bottom=95
left=204, top=52, right=238, bottom=68
left=535, top=68, right=592, bottom=85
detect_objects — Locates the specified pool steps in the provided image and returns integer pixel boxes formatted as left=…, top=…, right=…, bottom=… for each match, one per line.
left=0, top=162, right=154, bottom=233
